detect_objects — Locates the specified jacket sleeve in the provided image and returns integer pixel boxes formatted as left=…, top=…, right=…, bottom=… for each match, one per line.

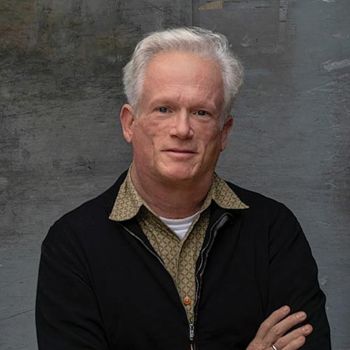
left=36, top=221, right=110, bottom=350
left=266, top=204, right=331, bottom=349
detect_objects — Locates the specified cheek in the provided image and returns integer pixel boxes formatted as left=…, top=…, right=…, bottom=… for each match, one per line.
left=132, top=120, right=166, bottom=149
left=199, top=128, right=223, bottom=152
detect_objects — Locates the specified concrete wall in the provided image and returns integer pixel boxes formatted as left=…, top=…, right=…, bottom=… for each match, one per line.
left=1, top=0, right=349, bottom=349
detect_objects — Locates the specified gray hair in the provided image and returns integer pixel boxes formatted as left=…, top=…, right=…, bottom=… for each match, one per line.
left=122, top=27, right=244, bottom=117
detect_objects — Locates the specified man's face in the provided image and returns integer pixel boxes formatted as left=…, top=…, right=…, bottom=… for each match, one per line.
left=120, top=51, right=233, bottom=186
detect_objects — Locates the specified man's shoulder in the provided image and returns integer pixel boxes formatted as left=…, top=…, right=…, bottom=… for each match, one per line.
left=225, top=180, right=281, bottom=207
left=222, top=181, right=304, bottom=245
left=47, top=171, right=127, bottom=237
left=224, top=180, right=297, bottom=223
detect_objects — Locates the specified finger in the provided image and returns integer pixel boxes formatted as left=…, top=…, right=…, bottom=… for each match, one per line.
left=281, top=335, right=307, bottom=350
left=263, top=311, right=308, bottom=345
left=256, top=306, right=291, bottom=339
left=274, top=324, right=313, bottom=350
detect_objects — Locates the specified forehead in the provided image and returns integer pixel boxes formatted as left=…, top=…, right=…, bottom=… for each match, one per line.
left=145, top=50, right=222, bottom=82
left=141, top=51, right=224, bottom=106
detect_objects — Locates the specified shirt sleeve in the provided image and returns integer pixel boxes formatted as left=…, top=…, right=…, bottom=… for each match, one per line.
left=267, top=204, right=331, bottom=350
left=35, top=221, right=110, bottom=350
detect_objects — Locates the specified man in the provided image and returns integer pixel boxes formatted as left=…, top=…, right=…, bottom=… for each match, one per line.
left=36, top=27, right=331, bottom=349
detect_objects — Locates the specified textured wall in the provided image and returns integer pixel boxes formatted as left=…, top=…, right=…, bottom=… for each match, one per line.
left=1, top=0, right=349, bottom=349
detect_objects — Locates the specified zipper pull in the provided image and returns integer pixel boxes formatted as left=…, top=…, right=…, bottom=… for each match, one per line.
left=189, top=322, right=194, bottom=341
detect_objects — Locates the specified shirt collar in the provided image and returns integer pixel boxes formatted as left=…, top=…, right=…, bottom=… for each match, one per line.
left=109, top=168, right=249, bottom=222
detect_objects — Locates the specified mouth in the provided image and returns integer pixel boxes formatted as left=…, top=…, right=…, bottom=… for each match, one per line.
left=164, top=148, right=197, bottom=154
left=162, top=148, right=198, bottom=158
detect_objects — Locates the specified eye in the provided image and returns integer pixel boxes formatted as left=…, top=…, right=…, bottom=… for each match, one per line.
left=158, top=106, right=171, bottom=113
left=194, top=110, right=210, bottom=117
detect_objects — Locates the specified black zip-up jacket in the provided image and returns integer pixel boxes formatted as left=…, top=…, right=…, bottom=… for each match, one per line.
left=36, top=172, right=331, bottom=349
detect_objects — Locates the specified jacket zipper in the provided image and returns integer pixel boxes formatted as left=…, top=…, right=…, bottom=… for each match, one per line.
left=189, top=322, right=195, bottom=349
left=121, top=213, right=230, bottom=350
left=190, top=213, right=230, bottom=350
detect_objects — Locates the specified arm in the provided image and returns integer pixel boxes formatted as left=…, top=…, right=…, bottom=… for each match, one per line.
left=267, top=204, right=331, bottom=349
left=36, top=222, right=110, bottom=350
left=248, top=204, right=331, bottom=350
left=247, top=204, right=331, bottom=350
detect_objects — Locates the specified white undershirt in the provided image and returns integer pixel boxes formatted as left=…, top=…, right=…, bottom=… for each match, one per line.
left=159, top=211, right=201, bottom=240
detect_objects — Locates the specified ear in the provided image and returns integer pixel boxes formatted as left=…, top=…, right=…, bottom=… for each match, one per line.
left=120, top=104, right=136, bottom=143
left=220, top=115, right=234, bottom=151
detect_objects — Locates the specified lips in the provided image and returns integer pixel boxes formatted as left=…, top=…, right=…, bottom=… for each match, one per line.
left=162, top=148, right=198, bottom=159
left=164, top=148, right=197, bottom=154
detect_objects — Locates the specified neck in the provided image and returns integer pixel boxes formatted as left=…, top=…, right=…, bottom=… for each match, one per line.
left=130, top=166, right=213, bottom=219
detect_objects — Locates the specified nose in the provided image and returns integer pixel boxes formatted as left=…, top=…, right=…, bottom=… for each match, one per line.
left=170, top=111, right=194, bottom=139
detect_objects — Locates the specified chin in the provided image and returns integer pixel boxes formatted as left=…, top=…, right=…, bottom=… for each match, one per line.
left=157, top=166, right=198, bottom=184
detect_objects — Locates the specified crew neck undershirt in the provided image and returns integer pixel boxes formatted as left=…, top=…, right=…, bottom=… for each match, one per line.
left=159, top=211, right=201, bottom=240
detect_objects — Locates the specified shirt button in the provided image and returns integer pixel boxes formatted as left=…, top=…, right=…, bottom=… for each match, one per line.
left=183, top=296, right=191, bottom=306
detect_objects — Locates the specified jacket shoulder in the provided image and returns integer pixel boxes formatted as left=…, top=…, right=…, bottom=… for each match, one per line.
left=227, top=181, right=282, bottom=208
left=226, top=181, right=298, bottom=224
left=44, top=171, right=127, bottom=243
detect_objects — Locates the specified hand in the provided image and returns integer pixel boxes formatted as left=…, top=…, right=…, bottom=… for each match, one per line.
left=246, top=305, right=313, bottom=350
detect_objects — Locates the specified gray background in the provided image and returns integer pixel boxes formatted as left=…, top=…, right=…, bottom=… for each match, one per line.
left=0, top=0, right=349, bottom=349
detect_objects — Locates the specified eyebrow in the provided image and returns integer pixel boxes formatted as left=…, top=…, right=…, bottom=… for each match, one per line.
left=148, top=97, right=219, bottom=111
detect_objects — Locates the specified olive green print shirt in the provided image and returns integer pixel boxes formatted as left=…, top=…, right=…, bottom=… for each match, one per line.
left=109, top=169, right=248, bottom=322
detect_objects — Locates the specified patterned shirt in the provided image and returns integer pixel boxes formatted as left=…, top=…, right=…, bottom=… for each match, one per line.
left=109, top=169, right=248, bottom=322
